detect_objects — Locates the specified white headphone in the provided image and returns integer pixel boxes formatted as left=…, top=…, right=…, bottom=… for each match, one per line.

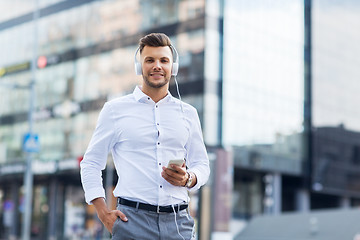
left=134, top=45, right=179, bottom=76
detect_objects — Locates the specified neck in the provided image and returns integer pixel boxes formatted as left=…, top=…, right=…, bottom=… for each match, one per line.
left=141, top=85, right=169, bottom=103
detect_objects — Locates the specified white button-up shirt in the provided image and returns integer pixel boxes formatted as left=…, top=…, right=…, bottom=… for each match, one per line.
left=80, top=86, right=210, bottom=206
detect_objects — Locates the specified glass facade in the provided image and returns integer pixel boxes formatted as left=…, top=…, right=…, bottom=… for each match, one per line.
left=0, top=0, right=207, bottom=239
left=0, top=0, right=67, bottom=23
left=223, top=0, right=305, bottom=218
left=0, top=0, right=206, bottom=165
left=223, top=0, right=305, bottom=173
left=312, top=0, right=360, bottom=196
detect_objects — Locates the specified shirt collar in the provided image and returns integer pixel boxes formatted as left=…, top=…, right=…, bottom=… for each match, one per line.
left=133, top=85, right=175, bottom=103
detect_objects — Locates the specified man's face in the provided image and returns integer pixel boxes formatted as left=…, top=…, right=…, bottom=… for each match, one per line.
left=140, top=46, right=173, bottom=89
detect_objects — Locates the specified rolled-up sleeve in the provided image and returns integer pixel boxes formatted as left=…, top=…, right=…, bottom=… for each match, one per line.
left=185, top=107, right=210, bottom=192
left=80, top=102, right=116, bottom=204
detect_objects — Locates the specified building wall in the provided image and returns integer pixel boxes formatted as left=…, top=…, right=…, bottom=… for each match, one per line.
left=223, top=0, right=305, bottom=218
left=312, top=0, right=360, bottom=198
left=224, top=0, right=360, bottom=220
left=0, top=0, right=207, bottom=239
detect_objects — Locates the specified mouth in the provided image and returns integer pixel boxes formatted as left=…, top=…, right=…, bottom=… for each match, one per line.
left=150, top=72, right=164, bottom=77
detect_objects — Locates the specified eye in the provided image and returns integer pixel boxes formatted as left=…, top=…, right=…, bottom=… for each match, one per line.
left=161, top=59, right=169, bottom=63
left=145, top=59, right=154, bottom=63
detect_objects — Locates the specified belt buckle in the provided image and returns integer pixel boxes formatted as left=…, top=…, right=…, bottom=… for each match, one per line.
left=157, top=205, right=160, bottom=213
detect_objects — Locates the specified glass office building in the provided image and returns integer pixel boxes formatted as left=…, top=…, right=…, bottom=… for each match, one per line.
left=312, top=0, right=360, bottom=207
left=0, top=0, right=207, bottom=239
left=223, top=0, right=305, bottom=217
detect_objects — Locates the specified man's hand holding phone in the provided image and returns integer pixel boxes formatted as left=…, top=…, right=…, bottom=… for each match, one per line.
left=161, top=159, right=188, bottom=187
left=167, top=159, right=185, bottom=170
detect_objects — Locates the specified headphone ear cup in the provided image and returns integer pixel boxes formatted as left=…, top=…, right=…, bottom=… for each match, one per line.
left=172, top=62, right=179, bottom=76
left=135, top=62, right=142, bottom=75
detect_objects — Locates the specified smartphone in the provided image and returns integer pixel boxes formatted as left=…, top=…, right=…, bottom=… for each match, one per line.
left=167, top=159, right=185, bottom=170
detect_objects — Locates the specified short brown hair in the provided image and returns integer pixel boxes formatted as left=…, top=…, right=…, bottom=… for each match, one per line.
left=139, top=33, right=172, bottom=53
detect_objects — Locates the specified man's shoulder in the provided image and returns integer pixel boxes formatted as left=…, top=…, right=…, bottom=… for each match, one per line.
left=173, top=98, right=198, bottom=115
left=106, top=93, right=136, bottom=106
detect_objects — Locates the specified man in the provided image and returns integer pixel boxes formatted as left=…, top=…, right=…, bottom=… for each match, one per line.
left=80, top=33, right=210, bottom=239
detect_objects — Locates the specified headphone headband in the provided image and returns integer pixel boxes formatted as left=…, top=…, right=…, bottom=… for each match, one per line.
left=134, top=45, right=179, bottom=76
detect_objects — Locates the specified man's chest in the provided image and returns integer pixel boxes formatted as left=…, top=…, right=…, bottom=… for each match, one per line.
left=113, top=105, right=190, bottom=149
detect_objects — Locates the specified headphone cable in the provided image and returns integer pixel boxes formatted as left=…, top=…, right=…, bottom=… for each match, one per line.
left=174, top=76, right=184, bottom=113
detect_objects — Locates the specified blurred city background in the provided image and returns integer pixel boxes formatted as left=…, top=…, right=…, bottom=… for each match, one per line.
left=0, top=0, right=360, bottom=239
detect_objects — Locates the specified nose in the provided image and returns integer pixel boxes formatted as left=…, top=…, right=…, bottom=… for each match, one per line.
left=153, top=60, right=161, bottom=70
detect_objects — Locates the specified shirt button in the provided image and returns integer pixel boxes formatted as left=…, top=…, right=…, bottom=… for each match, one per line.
left=157, top=142, right=160, bottom=145
left=160, top=185, right=162, bottom=188
left=147, top=97, right=150, bottom=100
left=159, top=163, right=161, bottom=165
left=156, top=105, right=158, bottom=108
left=157, top=123, right=159, bottom=126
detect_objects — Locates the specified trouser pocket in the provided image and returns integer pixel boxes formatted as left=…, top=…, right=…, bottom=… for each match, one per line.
left=111, top=217, right=120, bottom=235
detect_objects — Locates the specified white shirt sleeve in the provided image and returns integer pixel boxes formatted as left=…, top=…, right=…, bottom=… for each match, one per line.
left=185, top=107, right=210, bottom=192
left=80, top=102, right=117, bottom=204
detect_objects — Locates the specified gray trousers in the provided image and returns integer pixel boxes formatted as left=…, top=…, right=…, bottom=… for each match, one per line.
left=112, top=204, right=195, bottom=240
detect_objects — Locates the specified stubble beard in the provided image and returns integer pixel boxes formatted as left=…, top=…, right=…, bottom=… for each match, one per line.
left=143, top=74, right=171, bottom=89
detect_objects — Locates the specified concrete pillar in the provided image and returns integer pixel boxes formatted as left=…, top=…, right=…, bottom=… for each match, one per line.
left=9, top=182, right=19, bottom=240
left=199, top=185, right=212, bottom=240
left=211, top=148, right=233, bottom=240
left=273, top=173, right=282, bottom=215
left=48, top=178, right=58, bottom=240
left=203, top=0, right=224, bottom=146
left=340, top=197, right=350, bottom=209
left=296, top=189, right=310, bottom=212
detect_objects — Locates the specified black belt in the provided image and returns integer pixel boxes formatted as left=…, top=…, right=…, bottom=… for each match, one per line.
left=118, top=197, right=188, bottom=213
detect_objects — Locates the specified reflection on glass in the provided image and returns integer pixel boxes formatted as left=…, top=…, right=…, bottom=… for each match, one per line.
left=312, top=0, right=360, bottom=195
left=223, top=0, right=304, bottom=174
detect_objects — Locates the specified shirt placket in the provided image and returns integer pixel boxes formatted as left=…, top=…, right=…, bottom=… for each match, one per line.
left=154, top=103, right=165, bottom=201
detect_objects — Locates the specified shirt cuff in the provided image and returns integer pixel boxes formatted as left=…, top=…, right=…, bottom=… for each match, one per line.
left=186, top=169, right=202, bottom=192
left=84, top=187, right=106, bottom=205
